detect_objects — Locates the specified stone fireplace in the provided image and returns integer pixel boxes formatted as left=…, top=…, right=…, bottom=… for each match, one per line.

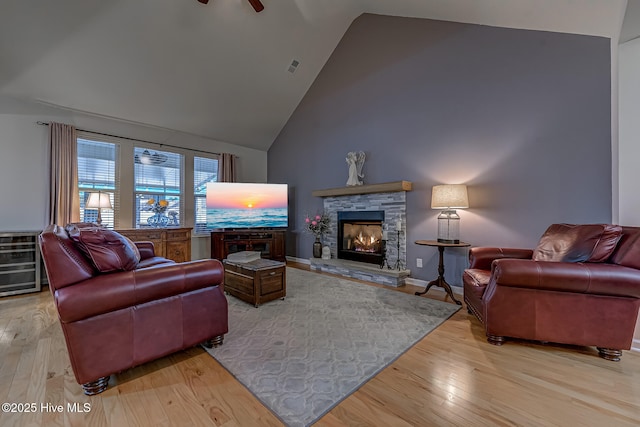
left=337, top=210, right=384, bottom=265
left=310, top=181, right=412, bottom=287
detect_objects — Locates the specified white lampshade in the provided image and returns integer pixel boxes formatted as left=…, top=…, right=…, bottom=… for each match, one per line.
left=431, top=184, right=469, bottom=244
left=431, top=184, right=469, bottom=209
left=86, top=192, right=113, bottom=210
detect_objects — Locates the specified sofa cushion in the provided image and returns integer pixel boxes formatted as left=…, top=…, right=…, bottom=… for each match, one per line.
left=66, top=225, right=140, bottom=272
left=532, top=223, right=622, bottom=263
left=137, top=257, right=176, bottom=269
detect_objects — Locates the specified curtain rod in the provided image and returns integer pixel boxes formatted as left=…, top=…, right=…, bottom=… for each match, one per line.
left=36, top=121, right=222, bottom=157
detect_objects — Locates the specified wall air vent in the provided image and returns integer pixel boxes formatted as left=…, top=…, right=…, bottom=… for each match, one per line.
left=287, top=59, right=300, bottom=73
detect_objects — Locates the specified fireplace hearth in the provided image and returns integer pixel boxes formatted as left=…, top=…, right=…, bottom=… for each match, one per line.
left=337, top=210, right=384, bottom=265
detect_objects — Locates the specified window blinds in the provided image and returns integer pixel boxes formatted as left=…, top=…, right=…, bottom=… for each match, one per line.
left=77, top=138, right=118, bottom=228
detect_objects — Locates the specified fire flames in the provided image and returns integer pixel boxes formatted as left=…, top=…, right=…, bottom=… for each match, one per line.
left=353, top=232, right=380, bottom=253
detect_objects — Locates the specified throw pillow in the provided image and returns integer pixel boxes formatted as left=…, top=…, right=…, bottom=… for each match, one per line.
left=122, top=235, right=142, bottom=263
left=532, top=223, right=622, bottom=263
left=66, top=225, right=140, bottom=272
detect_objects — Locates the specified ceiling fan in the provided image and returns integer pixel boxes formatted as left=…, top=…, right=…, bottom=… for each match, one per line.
left=197, top=0, right=264, bottom=13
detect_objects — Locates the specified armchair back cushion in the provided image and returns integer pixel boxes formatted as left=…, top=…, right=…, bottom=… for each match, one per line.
left=532, top=223, right=622, bottom=263
left=609, top=226, right=640, bottom=269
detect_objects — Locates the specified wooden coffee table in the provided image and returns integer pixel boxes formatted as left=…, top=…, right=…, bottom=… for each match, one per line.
left=223, top=258, right=286, bottom=307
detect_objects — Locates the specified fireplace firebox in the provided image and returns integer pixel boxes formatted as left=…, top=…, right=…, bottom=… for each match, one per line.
left=337, top=211, right=385, bottom=265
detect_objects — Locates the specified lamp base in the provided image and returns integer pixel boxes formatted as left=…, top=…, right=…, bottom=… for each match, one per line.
left=437, top=238, right=459, bottom=244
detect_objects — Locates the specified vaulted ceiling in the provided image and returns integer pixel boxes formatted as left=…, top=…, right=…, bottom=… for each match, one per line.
left=0, top=0, right=633, bottom=151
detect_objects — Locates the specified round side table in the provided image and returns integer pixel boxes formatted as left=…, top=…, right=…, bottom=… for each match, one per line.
left=414, top=240, right=471, bottom=305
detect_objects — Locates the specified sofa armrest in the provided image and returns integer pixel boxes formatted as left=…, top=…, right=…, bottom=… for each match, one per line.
left=468, top=247, right=533, bottom=270
left=55, top=259, right=225, bottom=323
left=490, top=259, right=640, bottom=298
left=134, top=241, right=156, bottom=260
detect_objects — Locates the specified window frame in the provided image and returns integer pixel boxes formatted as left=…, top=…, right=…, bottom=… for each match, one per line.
left=75, top=131, right=223, bottom=236
left=77, top=136, right=119, bottom=229
left=133, top=146, right=185, bottom=229
left=194, top=155, right=219, bottom=235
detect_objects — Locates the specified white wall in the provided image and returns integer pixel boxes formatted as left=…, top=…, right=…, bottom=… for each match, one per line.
left=618, top=37, right=640, bottom=352
left=0, top=113, right=51, bottom=230
left=0, top=96, right=268, bottom=259
left=619, top=37, right=640, bottom=226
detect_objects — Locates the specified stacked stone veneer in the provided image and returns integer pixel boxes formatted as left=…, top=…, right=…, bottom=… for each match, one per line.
left=313, top=191, right=409, bottom=286
left=309, top=257, right=410, bottom=287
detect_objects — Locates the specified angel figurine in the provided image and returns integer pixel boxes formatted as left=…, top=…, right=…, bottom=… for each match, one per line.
left=346, top=151, right=366, bottom=186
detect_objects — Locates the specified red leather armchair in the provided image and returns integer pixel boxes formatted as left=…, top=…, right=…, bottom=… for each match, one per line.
left=39, top=224, right=228, bottom=394
left=464, top=225, right=640, bottom=361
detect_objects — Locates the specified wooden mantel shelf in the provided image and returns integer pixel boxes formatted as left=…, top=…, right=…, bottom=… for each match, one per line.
left=312, top=181, right=412, bottom=197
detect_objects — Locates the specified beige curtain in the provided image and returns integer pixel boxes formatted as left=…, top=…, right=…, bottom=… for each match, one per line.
left=48, top=122, right=80, bottom=225
left=218, top=153, right=236, bottom=182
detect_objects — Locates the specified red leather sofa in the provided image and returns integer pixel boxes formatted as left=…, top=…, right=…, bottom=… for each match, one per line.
left=464, top=224, right=640, bottom=361
left=39, top=224, right=228, bottom=394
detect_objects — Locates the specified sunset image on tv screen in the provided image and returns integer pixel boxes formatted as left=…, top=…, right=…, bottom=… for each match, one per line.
left=206, top=182, right=288, bottom=229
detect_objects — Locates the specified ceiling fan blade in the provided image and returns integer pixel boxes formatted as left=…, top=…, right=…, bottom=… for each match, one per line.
left=248, top=0, right=264, bottom=12
left=196, top=0, right=263, bottom=12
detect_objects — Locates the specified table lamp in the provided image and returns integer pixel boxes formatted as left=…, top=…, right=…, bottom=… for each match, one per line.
left=85, top=191, right=113, bottom=226
left=431, top=184, right=469, bottom=244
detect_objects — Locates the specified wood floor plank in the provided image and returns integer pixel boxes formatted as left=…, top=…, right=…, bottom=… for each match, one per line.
left=177, top=349, right=282, bottom=427
left=21, top=336, right=51, bottom=426
left=0, top=263, right=638, bottom=427
left=43, top=375, right=65, bottom=427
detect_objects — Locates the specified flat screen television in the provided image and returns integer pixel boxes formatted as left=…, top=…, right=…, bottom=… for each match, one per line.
left=206, top=182, right=288, bottom=230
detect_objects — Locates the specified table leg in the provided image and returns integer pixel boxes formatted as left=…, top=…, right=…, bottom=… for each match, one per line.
left=414, top=246, right=462, bottom=305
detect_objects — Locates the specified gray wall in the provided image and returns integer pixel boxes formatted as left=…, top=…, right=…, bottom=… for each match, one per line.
left=268, top=14, right=612, bottom=285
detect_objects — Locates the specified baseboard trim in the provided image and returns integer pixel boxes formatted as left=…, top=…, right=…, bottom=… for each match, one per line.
left=632, top=338, right=640, bottom=353
left=286, top=256, right=310, bottom=265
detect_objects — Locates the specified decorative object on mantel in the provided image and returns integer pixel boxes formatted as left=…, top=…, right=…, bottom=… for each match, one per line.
left=431, top=184, right=469, bottom=244
left=346, top=151, right=366, bottom=186
left=304, top=212, right=331, bottom=258
left=145, top=198, right=170, bottom=228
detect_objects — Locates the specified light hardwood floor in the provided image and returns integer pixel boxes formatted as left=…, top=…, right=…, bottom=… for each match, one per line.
left=1, top=263, right=639, bottom=426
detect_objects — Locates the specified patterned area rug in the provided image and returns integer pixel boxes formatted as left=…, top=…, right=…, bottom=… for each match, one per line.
left=205, top=267, right=460, bottom=427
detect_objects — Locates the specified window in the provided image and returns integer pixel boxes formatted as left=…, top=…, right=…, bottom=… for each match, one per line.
left=134, top=147, right=183, bottom=227
left=77, top=138, right=118, bottom=228
left=194, top=156, right=219, bottom=234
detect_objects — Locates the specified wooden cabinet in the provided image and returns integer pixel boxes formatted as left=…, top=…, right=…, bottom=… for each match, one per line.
left=118, top=227, right=192, bottom=263
left=211, top=229, right=286, bottom=262
left=0, top=231, right=42, bottom=297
